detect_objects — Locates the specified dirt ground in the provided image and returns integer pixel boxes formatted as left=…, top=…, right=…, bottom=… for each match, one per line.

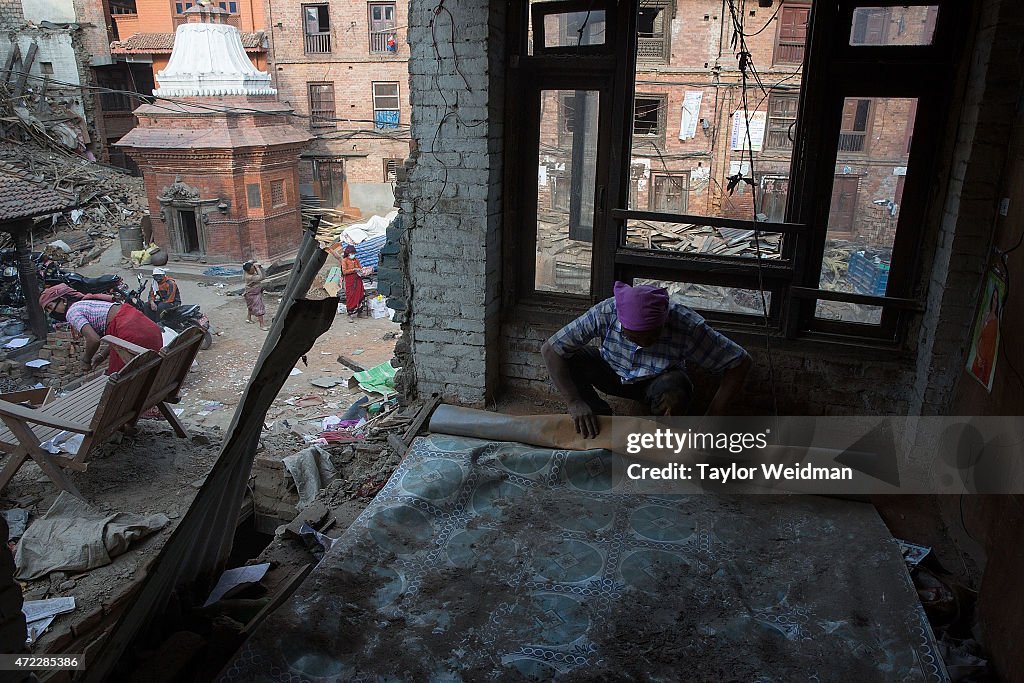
left=0, top=242, right=403, bottom=651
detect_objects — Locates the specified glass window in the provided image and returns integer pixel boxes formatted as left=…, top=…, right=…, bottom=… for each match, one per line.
left=372, top=82, right=400, bottom=128
left=815, top=97, right=919, bottom=324
left=541, top=11, right=607, bottom=49
left=638, top=279, right=772, bottom=317
left=849, top=6, right=938, bottom=46
left=536, top=89, right=599, bottom=294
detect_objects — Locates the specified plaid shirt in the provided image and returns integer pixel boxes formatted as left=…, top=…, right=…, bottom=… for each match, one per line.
left=548, top=298, right=749, bottom=384
left=65, top=300, right=115, bottom=335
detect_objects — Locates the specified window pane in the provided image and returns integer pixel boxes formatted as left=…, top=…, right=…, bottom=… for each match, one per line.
left=849, top=6, right=938, bottom=46
left=624, top=219, right=782, bottom=259
left=536, top=89, right=598, bottom=294
left=624, top=0, right=808, bottom=251
left=638, top=279, right=772, bottom=317
left=816, top=97, right=918, bottom=323
left=541, top=11, right=607, bottom=48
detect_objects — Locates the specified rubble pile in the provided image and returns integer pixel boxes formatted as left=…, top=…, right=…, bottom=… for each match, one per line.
left=0, top=83, right=148, bottom=267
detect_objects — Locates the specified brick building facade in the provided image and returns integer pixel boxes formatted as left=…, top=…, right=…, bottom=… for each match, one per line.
left=263, top=0, right=411, bottom=217
left=117, top=6, right=310, bottom=263
left=102, top=0, right=268, bottom=170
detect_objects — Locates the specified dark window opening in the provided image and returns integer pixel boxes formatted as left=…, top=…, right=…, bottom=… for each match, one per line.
left=633, top=97, right=664, bottom=137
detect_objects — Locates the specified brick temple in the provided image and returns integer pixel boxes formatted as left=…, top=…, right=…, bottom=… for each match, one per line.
left=116, top=4, right=311, bottom=263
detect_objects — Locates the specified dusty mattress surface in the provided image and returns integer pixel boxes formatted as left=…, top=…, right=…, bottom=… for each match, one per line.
left=220, top=434, right=946, bottom=682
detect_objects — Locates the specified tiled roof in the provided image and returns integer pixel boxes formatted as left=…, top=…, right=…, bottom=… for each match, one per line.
left=111, top=31, right=266, bottom=54
left=0, top=164, right=76, bottom=222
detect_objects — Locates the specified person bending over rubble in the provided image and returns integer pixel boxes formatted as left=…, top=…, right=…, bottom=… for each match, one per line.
left=541, top=281, right=751, bottom=438
left=39, top=284, right=163, bottom=375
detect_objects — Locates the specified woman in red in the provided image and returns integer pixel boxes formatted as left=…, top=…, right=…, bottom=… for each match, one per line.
left=39, top=284, right=163, bottom=374
left=341, top=245, right=366, bottom=319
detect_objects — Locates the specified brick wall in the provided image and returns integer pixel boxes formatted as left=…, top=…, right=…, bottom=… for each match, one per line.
left=265, top=0, right=412, bottom=189
left=383, top=0, right=503, bottom=405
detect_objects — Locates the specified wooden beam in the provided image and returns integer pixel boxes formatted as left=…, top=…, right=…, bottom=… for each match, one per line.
left=402, top=396, right=441, bottom=444
left=12, top=42, right=37, bottom=98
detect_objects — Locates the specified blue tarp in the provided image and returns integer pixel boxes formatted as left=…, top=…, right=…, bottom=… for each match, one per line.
left=354, top=235, right=388, bottom=271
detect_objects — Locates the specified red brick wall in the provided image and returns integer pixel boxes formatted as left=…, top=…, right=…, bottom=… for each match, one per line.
left=265, top=0, right=412, bottom=184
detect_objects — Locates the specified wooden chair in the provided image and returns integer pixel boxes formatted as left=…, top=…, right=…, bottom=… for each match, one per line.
left=103, top=326, right=204, bottom=438
left=0, top=349, right=162, bottom=497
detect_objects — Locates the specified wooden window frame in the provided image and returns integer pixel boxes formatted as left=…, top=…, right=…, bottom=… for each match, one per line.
left=649, top=172, right=689, bottom=214
left=372, top=82, right=401, bottom=129
left=302, top=4, right=332, bottom=54
left=766, top=93, right=798, bottom=151
left=774, top=3, right=811, bottom=65
left=383, top=158, right=400, bottom=182
left=368, top=2, right=398, bottom=54
left=307, top=82, right=336, bottom=130
left=505, top=0, right=964, bottom=345
left=632, top=94, right=666, bottom=142
left=636, top=0, right=671, bottom=64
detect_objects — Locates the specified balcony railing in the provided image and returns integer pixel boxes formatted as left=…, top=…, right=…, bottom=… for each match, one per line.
left=369, top=29, right=398, bottom=53
left=775, top=42, right=805, bottom=64
left=838, top=132, right=867, bottom=153
left=637, top=35, right=667, bottom=62
left=305, top=31, right=331, bottom=54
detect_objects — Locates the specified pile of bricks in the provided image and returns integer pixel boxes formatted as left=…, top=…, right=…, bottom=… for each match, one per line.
left=35, top=329, right=87, bottom=387
left=251, top=452, right=300, bottom=532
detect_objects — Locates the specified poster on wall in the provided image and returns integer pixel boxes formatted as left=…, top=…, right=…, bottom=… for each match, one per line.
left=730, top=110, right=766, bottom=151
left=679, top=92, right=703, bottom=140
left=965, top=269, right=1007, bottom=392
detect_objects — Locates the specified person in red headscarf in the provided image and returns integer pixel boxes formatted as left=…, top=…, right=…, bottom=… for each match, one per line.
left=39, top=284, right=163, bottom=375
left=541, top=281, right=752, bottom=437
left=340, top=245, right=366, bottom=319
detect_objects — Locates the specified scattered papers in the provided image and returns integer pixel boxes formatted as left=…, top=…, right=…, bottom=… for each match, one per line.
left=4, top=337, right=29, bottom=349
left=23, top=597, right=75, bottom=645
left=39, top=431, right=84, bottom=456
left=203, top=563, right=270, bottom=607
left=24, top=359, right=51, bottom=368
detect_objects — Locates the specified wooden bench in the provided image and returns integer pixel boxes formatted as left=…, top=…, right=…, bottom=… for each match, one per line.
left=103, top=326, right=205, bottom=438
left=0, top=348, right=162, bottom=497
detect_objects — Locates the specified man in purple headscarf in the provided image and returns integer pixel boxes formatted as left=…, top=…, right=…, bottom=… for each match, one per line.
left=542, top=281, right=751, bottom=438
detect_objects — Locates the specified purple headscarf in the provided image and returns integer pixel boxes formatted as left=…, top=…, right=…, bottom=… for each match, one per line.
left=613, top=281, right=669, bottom=331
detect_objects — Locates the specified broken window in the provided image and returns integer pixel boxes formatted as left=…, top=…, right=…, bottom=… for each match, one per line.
left=774, top=4, right=811, bottom=64
left=383, top=158, right=400, bottom=182
left=372, top=82, right=400, bottom=129
left=303, top=4, right=331, bottom=53
left=633, top=96, right=665, bottom=138
left=308, top=82, right=336, bottom=130
left=369, top=2, right=397, bottom=53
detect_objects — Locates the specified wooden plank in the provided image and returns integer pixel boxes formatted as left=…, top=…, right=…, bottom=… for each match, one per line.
left=402, top=396, right=441, bottom=444
left=386, top=432, right=407, bottom=458
left=12, top=42, right=37, bottom=98
left=336, top=354, right=366, bottom=373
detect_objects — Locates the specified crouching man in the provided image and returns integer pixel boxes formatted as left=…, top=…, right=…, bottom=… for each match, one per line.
left=541, top=281, right=751, bottom=438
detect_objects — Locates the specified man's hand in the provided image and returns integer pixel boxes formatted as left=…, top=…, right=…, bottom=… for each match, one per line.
left=569, top=399, right=599, bottom=439
left=150, top=301, right=157, bottom=311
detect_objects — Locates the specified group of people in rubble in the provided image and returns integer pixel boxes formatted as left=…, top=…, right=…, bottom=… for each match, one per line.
left=38, top=244, right=372, bottom=374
